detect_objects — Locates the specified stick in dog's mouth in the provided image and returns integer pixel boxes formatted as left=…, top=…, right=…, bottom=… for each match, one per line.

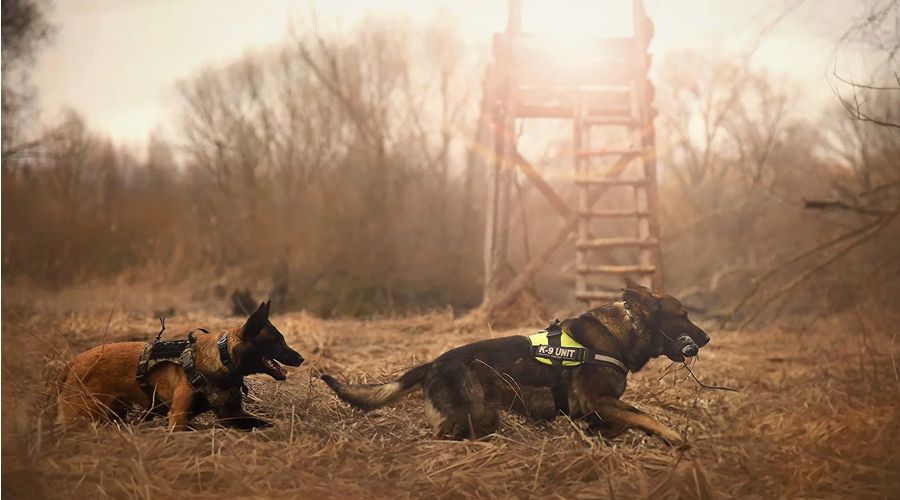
left=677, top=335, right=700, bottom=358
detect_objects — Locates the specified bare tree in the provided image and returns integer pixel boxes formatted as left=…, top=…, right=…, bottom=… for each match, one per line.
left=170, top=17, right=483, bottom=313
left=1, top=0, right=53, bottom=162
left=829, top=0, right=900, bottom=130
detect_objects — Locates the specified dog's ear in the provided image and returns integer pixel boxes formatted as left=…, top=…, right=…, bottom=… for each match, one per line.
left=622, top=280, right=659, bottom=314
left=624, top=277, right=649, bottom=292
left=243, top=301, right=269, bottom=336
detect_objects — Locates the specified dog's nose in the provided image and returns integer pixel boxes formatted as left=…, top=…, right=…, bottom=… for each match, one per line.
left=696, top=332, right=710, bottom=347
left=282, top=349, right=304, bottom=366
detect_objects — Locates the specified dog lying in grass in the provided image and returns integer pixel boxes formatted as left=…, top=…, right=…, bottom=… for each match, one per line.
left=323, top=280, right=709, bottom=445
left=57, top=301, right=303, bottom=430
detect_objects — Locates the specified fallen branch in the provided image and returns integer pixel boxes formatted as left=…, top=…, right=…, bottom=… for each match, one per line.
left=804, top=199, right=894, bottom=216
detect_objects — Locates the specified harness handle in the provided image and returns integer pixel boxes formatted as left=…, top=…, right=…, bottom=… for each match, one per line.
left=154, top=317, right=167, bottom=342
left=187, top=327, right=210, bottom=343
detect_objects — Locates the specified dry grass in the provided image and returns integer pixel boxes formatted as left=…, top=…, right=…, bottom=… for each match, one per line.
left=2, top=286, right=899, bottom=499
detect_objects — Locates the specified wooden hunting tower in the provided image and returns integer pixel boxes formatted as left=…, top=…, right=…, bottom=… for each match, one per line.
left=482, top=0, right=662, bottom=309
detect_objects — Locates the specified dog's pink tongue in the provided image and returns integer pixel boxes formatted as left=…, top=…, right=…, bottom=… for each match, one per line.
left=267, top=358, right=286, bottom=378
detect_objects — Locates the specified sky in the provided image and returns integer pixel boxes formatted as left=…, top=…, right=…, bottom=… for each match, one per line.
left=32, top=0, right=873, bottom=147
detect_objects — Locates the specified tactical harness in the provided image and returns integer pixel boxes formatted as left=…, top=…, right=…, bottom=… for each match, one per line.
left=136, top=322, right=244, bottom=408
left=528, top=301, right=639, bottom=414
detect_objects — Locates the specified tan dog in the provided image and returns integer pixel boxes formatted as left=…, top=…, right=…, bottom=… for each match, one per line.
left=57, top=301, right=303, bottom=430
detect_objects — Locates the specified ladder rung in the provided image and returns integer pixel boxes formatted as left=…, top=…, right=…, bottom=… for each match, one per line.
left=575, top=290, right=621, bottom=302
left=576, top=237, right=659, bottom=250
left=578, top=209, right=651, bottom=218
left=577, top=265, right=656, bottom=275
left=583, top=117, right=638, bottom=126
left=575, top=148, right=646, bottom=158
left=574, top=177, right=650, bottom=187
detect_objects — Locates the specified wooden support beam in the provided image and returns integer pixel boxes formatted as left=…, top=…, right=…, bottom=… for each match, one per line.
left=575, top=148, right=646, bottom=158
left=578, top=209, right=651, bottom=218
left=574, top=177, right=650, bottom=187
left=487, top=210, right=579, bottom=312
left=512, top=150, right=571, bottom=219
left=483, top=83, right=516, bottom=303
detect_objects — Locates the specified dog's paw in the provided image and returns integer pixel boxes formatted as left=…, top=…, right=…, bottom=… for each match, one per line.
left=219, top=415, right=272, bottom=430
left=245, top=417, right=273, bottom=430
left=659, top=429, right=687, bottom=448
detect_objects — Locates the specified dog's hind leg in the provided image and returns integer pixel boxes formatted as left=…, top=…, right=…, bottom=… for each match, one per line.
left=424, top=363, right=499, bottom=440
left=589, top=397, right=685, bottom=446
left=584, top=413, right=628, bottom=440
left=109, top=399, right=130, bottom=422
left=503, top=386, right=557, bottom=421
left=56, top=381, right=118, bottom=425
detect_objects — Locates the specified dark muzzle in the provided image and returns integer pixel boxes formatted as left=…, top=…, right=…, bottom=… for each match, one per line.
left=273, top=345, right=303, bottom=366
left=280, top=348, right=304, bottom=367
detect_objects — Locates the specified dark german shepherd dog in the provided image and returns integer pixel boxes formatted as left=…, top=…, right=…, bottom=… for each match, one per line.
left=323, top=280, right=710, bottom=445
left=57, top=301, right=304, bottom=430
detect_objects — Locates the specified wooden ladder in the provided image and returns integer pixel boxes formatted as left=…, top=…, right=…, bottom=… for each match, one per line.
left=573, top=81, right=662, bottom=304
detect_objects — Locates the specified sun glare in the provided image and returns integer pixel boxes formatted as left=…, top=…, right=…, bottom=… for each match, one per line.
left=519, top=0, right=634, bottom=38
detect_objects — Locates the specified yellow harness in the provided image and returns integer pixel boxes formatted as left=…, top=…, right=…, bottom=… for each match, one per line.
left=528, top=325, right=629, bottom=374
left=529, top=330, right=586, bottom=367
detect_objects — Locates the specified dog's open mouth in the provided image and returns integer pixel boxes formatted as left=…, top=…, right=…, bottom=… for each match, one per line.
left=262, top=357, right=287, bottom=380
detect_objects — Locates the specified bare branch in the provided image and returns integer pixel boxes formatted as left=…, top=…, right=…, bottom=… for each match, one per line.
left=738, top=209, right=896, bottom=329
left=803, top=198, right=895, bottom=216
left=859, top=179, right=900, bottom=197
left=831, top=70, right=900, bottom=91
left=836, top=90, right=900, bottom=129
left=728, top=215, right=887, bottom=320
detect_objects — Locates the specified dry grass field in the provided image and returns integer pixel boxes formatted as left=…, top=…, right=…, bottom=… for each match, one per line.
left=2, top=285, right=899, bottom=499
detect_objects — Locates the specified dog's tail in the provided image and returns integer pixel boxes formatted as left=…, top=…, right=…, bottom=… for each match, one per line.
left=321, top=362, right=432, bottom=411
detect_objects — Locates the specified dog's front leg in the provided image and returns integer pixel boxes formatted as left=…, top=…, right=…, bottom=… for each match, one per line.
left=167, top=382, right=196, bottom=431
left=215, top=388, right=272, bottom=430
left=589, top=397, right=685, bottom=446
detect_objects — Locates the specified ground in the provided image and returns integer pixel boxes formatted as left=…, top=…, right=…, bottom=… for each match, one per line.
left=2, top=285, right=898, bottom=499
